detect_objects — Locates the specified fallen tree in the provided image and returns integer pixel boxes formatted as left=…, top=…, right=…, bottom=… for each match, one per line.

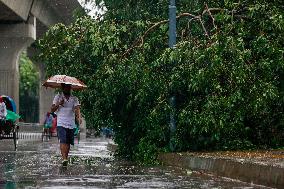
left=36, top=0, right=284, bottom=163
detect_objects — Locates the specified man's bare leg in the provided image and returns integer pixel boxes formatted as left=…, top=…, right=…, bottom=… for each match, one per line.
left=67, top=145, right=70, bottom=155
left=60, top=143, right=69, bottom=160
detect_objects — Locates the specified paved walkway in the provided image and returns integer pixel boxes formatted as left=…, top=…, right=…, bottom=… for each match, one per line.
left=0, top=137, right=273, bottom=188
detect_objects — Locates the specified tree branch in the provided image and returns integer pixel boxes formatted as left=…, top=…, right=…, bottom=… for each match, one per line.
left=122, top=19, right=169, bottom=58
left=122, top=13, right=199, bottom=58
left=204, top=4, right=217, bottom=30
left=121, top=7, right=246, bottom=58
left=202, top=8, right=223, bottom=15
left=198, top=16, right=209, bottom=38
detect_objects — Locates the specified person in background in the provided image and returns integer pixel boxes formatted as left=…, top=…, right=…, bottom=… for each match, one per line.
left=51, top=83, right=82, bottom=167
left=43, top=112, right=53, bottom=139
left=0, top=96, right=7, bottom=137
left=50, top=113, right=57, bottom=137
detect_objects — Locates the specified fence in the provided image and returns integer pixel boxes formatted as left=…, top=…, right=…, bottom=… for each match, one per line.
left=16, top=122, right=43, bottom=140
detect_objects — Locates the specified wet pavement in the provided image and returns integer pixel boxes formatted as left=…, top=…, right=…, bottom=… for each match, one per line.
left=0, top=137, right=273, bottom=189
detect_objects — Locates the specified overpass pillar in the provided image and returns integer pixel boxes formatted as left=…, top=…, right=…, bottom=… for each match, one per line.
left=37, top=62, right=55, bottom=124
left=0, top=17, right=36, bottom=113
left=27, top=47, right=55, bottom=124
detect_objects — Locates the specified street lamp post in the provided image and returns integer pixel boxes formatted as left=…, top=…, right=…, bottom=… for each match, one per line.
left=169, top=0, right=176, bottom=48
left=169, top=0, right=176, bottom=151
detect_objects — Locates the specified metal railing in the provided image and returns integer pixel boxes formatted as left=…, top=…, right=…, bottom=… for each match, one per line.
left=16, top=122, right=43, bottom=140
left=16, top=122, right=42, bottom=132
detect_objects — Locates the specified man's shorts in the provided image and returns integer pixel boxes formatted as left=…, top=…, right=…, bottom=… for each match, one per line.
left=57, top=126, right=74, bottom=145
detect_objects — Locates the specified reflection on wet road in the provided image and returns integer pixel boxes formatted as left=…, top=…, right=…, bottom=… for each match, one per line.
left=0, top=137, right=271, bottom=189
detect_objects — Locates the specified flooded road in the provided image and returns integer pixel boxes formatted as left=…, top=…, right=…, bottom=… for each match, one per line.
left=0, top=137, right=271, bottom=189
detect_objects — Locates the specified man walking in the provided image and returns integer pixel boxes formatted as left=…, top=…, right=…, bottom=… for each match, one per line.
left=51, top=83, right=82, bottom=166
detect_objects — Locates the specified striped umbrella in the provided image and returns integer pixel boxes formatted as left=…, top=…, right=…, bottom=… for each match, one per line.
left=1, top=95, right=16, bottom=112
left=42, top=75, right=87, bottom=90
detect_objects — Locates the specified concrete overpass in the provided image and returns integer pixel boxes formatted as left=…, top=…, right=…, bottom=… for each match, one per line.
left=0, top=0, right=83, bottom=122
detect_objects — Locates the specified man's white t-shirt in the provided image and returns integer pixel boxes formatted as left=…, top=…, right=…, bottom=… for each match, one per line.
left=52, top=93, right=80, bottom=129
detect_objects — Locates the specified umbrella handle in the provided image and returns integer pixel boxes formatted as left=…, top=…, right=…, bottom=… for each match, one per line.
left=58, top=98, right=65, bottom=107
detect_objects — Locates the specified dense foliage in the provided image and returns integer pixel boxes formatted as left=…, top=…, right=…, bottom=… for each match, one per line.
left=19, top=53, right=39, bottom=122
left=36, top=0, right=284, bottom=163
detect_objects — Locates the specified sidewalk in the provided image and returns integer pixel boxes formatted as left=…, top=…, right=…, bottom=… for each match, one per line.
left=158, top=150, right=284, bottom=188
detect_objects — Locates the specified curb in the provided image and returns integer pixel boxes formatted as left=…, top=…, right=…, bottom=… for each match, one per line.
left=158, top=153, right=284, bottom=188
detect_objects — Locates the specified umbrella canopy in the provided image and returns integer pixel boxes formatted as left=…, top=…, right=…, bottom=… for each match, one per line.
left=42, top=75, right=87, bottom=90
left=1, top=95, right=16, bottom=112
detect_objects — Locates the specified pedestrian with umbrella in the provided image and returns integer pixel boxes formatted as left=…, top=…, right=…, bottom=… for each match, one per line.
left=43, top=75, right=87, bottom=167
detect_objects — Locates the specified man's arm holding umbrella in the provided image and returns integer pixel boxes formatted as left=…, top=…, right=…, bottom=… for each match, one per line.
left=51, top=95, right=64, bottom=113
